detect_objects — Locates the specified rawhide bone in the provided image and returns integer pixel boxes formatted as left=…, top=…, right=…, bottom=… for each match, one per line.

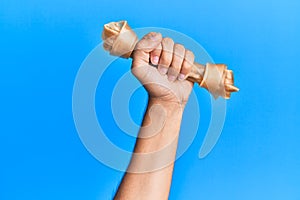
left=102, top=20, right=239, bottom=99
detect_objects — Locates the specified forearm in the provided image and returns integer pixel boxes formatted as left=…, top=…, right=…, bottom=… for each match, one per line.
left=114, top=98, right=185, bottom=200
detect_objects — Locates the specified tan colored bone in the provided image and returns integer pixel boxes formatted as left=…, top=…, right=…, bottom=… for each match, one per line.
left=102, top=20, right=239, bottom=99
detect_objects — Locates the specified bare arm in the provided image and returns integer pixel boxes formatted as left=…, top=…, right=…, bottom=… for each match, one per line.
left=114, top=32, right=195, bottom=200
left=114, top=99, right=184, bottom=199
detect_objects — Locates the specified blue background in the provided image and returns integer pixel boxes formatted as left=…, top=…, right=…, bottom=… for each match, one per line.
left=1, top=0, right=299, bottom=199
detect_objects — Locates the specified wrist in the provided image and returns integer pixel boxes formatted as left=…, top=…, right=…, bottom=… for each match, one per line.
left=148, top=97, right=185, bottom=115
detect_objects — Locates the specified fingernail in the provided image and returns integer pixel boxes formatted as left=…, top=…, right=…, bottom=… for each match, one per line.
left=159, top=67, right=168, bottom=75
left=152, top=56, right=159, bottom=65
left=168, top=75, right=176, bottom=82
left=178, top=73, right=185, bottom=81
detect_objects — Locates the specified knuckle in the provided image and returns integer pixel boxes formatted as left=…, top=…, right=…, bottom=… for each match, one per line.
left=174, top=43, right=185, bottom=52
left=159, top=53, right=172, bottom=66
left=168, top=67, right=180, bottom=76
left=187, top=63, right=193, bottom=70
left=171, top=60, right=182, bottom=71
left=153, top=44, right=162, bottom=53
left=183, top=61, right=193, bottom=72
left=174, top=44, right=185, bottom=59
left=172, top=60, right=182, bottom=70
left=172, top=65, right=181, bottom=72
left=143, top=32, right=156, bottom=39
left=135, top=40, right=146, bottom=50
left=162, top=37, right=174, bottom=47
left=186, top=50, right=195, bottom=60
left=185, top=50, right=195, bottom=64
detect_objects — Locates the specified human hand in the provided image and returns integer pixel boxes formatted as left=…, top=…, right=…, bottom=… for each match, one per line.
left=131, top=32, right=195, bottom=105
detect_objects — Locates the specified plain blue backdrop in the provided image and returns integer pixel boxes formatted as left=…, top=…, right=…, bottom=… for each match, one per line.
left=0, top=0, right=299, bottom=199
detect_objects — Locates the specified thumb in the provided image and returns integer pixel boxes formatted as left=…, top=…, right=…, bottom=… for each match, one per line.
left=135, top=32, right=162, bottom=53
left=131, top=32, right=162, bottom=80
left=132, top=32, right=162, bottom=65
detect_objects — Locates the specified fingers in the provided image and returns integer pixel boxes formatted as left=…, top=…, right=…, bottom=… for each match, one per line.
left=135, top=32, right=162, bottom=53
left=133, top=32, right=162, bottom=70
left=153, top=37, right=194, bottom=82
left=180, top=50, right=195, bottom=81
left=150, top=43, right=162, bottom=65
left=158, top=37, right=174, bottom=75
left=168, top=44, right=185, bottom=82
left=133, top=33, right=195, bottom=83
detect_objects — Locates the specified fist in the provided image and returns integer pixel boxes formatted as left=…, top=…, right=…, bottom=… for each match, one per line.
left=131, top=32, right=195, bottom=104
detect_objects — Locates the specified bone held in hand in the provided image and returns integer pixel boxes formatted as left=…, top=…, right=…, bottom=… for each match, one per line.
left=102, top=20, right=239, bottom=99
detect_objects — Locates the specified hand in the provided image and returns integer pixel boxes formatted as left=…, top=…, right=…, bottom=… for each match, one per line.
left=131, top=32, right=195, bottom=105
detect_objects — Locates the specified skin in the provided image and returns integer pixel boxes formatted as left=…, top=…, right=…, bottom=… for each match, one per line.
left=114, top=32, right=195, bottom=200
